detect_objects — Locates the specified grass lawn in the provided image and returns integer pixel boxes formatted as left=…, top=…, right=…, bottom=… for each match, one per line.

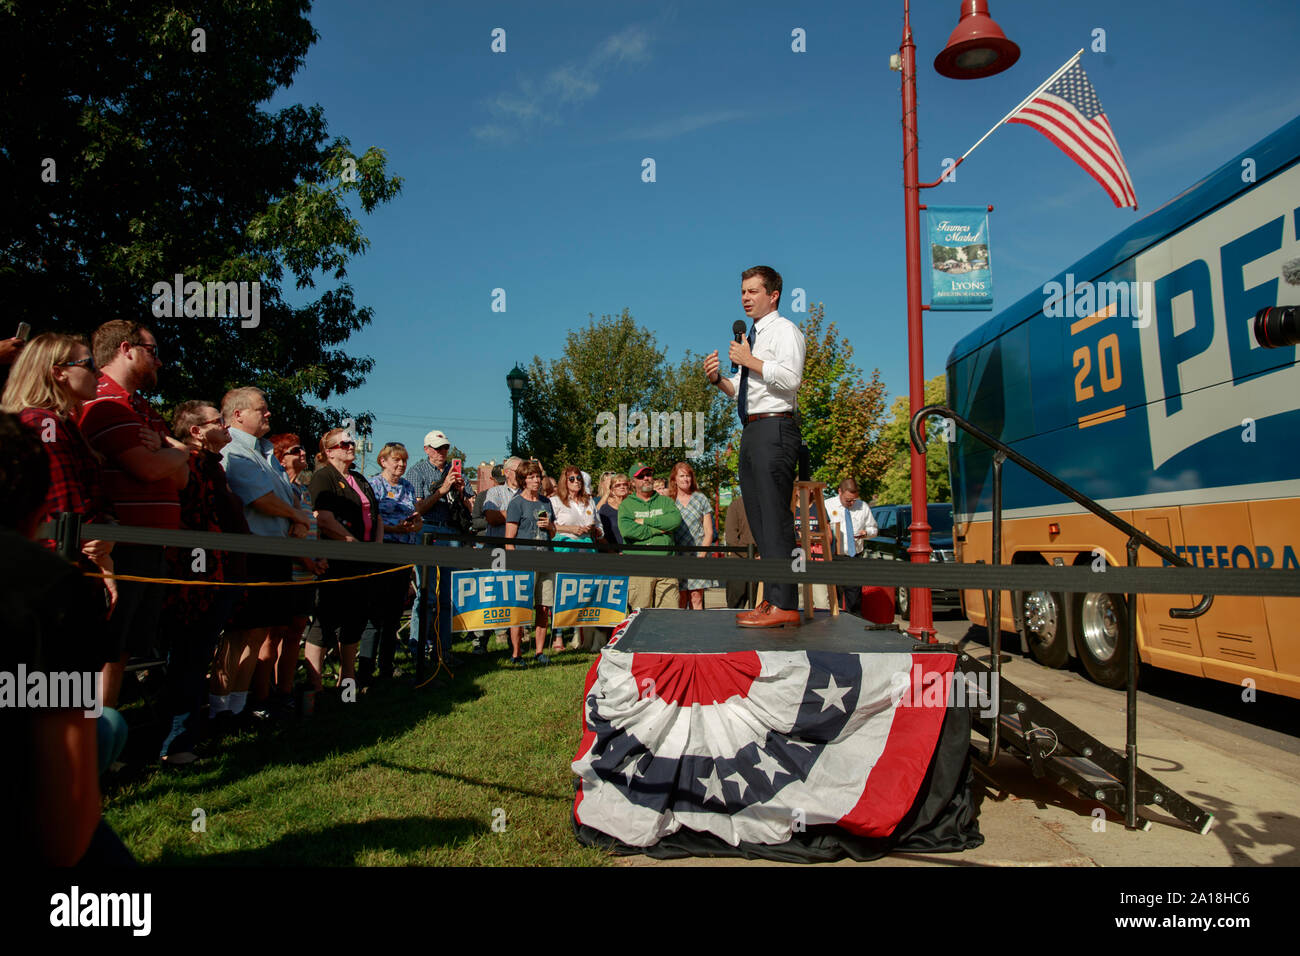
left=103, top=635, right=620, bottom=866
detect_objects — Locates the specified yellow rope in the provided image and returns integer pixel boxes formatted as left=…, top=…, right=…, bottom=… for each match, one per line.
left=82, top=564, right=415, bottom=587
left=417, top=566, right=454, bottom=685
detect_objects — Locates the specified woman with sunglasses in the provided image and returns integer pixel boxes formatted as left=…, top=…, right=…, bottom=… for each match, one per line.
left=549, top=465, right=603, bottom=652
left=0, top=333, right=116, bottom=604
left=260, top=433, right=322, bottom=717
left=305, top=427, right=384, bottom=694
left=2, top=333, right=128, bottom=774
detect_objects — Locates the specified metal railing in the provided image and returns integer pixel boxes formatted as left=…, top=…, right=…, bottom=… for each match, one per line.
left=910, top=404, right=1213, bottom=829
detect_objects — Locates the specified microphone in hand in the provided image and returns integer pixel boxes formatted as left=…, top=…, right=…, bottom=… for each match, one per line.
left=731, top=319, right=747, bottom=373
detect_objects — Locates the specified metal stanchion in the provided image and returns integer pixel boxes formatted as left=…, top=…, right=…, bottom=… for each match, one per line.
left=1125, top=536, right=1140, bottom=829
left=55, top=512, right=82, bottom=563
left=414, top=532, right=432, bottom=687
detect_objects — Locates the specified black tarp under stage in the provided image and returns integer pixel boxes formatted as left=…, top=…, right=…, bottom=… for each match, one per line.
left=571, top=609, right=983, bottom=862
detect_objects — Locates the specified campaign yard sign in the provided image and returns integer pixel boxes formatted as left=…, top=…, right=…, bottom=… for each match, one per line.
left=552, top=574, right=629, bottom=628
left=451, top=570, right=535, bottom=631
left=927, top=205, right=994, bottom=310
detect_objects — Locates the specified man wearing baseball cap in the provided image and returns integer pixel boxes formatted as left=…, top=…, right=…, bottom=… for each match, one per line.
left=406, top=429, right=474, bottom=666
left=617, top=461, right=682, bottom=611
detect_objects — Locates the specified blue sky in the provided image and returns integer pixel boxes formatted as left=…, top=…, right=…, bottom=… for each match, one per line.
left=273, top=0, right=1300, bottom=473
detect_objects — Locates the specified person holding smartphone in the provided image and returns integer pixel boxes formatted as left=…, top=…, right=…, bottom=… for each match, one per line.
left=407, top=429, right=475, bottom=667
left=0, top=321, right=29, bottom=393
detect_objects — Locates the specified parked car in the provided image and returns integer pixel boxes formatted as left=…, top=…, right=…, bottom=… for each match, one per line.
left=861, top=503, right=961, bottom=620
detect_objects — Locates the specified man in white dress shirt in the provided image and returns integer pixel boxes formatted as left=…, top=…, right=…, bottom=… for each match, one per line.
left=703, top=265, right=807, bottom=628
left=824, top=477, right=878, bottom=616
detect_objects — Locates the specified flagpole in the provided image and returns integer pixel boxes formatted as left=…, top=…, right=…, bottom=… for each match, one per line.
left=957, top=48, right=1084, bottom=161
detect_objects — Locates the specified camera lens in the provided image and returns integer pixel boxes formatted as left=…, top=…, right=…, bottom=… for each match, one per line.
left=1253, top=306, right=1300, bottom=348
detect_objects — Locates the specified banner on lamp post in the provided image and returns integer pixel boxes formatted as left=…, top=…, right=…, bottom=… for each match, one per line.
left=927, top=205, right=994, bottom=311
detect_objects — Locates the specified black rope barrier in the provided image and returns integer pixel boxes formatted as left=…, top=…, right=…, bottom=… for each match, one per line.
left=36, top=518, right=1300, bottom=598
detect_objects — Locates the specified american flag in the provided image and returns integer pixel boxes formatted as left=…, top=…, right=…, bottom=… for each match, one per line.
left=1007, top=59, right=1138, bottom=209
left=571, top=616, right=957, bottom=848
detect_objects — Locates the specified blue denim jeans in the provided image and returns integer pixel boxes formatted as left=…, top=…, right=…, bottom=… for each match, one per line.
left=410, top=530, right=456, bottom=661
left=97, top=707, right=128, bottom=774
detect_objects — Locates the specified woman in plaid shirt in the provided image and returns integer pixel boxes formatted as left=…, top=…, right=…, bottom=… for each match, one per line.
left=0, top=332, right=117, bottom=609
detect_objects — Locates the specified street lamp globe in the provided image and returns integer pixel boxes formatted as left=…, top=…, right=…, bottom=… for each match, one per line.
left=933, top=0, right=1019, bottom=80
left=506, top=365, right=528, bottom=394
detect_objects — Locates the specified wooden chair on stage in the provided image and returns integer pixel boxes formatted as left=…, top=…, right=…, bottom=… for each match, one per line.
left=756, top=481, right=840, bottom=619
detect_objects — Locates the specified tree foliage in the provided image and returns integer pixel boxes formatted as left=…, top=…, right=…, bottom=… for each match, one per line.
left=797, top=303, right=891, bottom=491
left=875, top=373, right=951, bottom=504
left=0, top=0, right=401, bottom=442
left=516, top=310, right=733, bottom=490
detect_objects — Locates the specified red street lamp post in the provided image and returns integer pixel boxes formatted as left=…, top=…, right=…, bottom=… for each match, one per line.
left=897, top=0, right=1018, bottom=641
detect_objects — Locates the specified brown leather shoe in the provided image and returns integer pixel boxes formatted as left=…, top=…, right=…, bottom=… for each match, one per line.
left=736, top=601, right=802, bottom=628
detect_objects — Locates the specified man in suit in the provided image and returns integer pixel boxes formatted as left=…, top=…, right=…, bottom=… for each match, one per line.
left=703, top=266, right=807, bottom=628
left=824, top=477, right=878, bottom=616
left=724, top=494, right=758, bottom=609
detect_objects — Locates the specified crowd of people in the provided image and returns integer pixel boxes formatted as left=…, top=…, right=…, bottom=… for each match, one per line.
left=0, top=311, right=882, bottom=864
left=0, top=320, right=792, bottom=773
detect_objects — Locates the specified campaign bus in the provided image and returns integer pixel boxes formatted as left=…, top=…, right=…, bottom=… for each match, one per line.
left=947, top=116, right=1300, bottom=698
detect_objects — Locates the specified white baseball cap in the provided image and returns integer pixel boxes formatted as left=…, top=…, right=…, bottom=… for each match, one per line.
left=423, top=430, right=449, bottom=448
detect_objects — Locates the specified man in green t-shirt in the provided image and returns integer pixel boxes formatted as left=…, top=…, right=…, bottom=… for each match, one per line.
left=617, top=462, right=682, bottom=611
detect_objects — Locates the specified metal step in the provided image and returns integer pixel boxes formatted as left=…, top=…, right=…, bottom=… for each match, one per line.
left=962, top=654, right=1213, bottom=835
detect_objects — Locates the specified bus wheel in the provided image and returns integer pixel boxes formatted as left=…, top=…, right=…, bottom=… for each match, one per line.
left=895, top=586, right=910, bottom=622
left=1021, top=590, right=1067, bottom=668
left=1076, top=592, right=1130, bottom=688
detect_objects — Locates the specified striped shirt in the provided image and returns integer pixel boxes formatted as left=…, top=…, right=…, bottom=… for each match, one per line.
left=77, top=373, right=180, bottom=529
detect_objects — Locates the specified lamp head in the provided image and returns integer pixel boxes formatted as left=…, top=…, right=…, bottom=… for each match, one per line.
left=934, top=0, right=1020, bottom=80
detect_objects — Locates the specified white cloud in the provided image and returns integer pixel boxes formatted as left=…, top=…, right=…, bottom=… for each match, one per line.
left=472, top=25, right=653, bottom=144
left=615, top=109, right=753, bottom=142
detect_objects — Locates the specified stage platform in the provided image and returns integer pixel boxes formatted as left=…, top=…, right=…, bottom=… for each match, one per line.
left=608, top=608, right=927, bottom=656
left=571, top=609, right=983, bottom=863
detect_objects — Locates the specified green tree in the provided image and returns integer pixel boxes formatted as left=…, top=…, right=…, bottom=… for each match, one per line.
left=517, top=310, right=732, bottom=489
left=875, top=373, right=951, bottom=504
left=0, top=0, right=401, bottom=442
left=797, top=303, right=891, bottom=491
left=931, top=245, right=959, bottom=265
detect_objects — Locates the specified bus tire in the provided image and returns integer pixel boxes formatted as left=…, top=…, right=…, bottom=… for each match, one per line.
left=1021, top=590, right=1068, bottom=668
left=1075, top=592, right=1131, bottom=689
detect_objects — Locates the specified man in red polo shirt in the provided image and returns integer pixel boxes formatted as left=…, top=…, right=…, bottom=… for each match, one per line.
left=79, top=320, right=190, bottom=708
